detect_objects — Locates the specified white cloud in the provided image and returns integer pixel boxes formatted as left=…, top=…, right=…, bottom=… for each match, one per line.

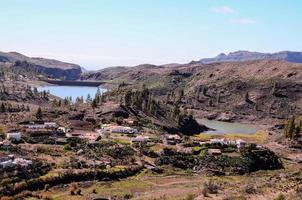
left=230, top=19, right=257, bottom=25
left=212, top=6, right=234, bottom=14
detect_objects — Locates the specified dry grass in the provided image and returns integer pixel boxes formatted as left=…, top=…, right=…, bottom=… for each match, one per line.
left=193, top=131, right=267, bottom=143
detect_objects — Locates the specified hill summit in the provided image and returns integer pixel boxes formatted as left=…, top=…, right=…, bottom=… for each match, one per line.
left=200, top=50, right=302, bottom=64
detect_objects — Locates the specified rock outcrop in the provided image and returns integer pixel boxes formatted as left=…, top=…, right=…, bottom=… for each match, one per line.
left=0, top=51, right=82, bottom=80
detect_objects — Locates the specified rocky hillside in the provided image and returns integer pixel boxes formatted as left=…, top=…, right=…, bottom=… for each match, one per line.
left=200, top=50, right=302, bottom=64
left=82, top=59, right=302, bottom=121
left=185, top=60, right=302, bottom=120
left=0, top=51, right=82, bottom=80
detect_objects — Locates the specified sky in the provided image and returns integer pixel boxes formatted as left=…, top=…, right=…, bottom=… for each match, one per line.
left=0, top=0, right=301, bottom=69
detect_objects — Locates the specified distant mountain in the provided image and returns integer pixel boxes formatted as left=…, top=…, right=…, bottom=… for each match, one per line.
left=0, top=51, right=82, bottom=80
left=200, top=51, right=302, bottom=64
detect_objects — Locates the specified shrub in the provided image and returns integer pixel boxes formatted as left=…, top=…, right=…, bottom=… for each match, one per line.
left=202, top=185, right=209, bottom=197
left=76, top=189, right=82, bottom=195
left=203, top=180, right=218, bottom=194
left=44, top=184, right=50, bottom=191
left=185, top=194, right=195, bottom=200
left=64, top=144, right=72, bottom=151
left=42, top=195, right=53, bottom=200
left=274, top=193, right=285, bottom=200
left=124, top=193, right=133, bottom=199
left=244, top=183, right=256, bottom=194
left=223, top=196, right=247, bottom=200
left=70, top=183, right=78, bottom=195
left=70, top=188, right=76, bottom=195
left=296, top=186, right=302, bottom=197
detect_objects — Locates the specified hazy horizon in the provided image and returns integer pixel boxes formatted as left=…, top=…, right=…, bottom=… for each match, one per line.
left=1, top=0, right=302, bottom=70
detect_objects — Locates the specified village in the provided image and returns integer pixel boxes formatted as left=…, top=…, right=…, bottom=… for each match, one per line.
left=0, top=88, right=289, bottom=200
left=0, top=115, right=255, bottom=171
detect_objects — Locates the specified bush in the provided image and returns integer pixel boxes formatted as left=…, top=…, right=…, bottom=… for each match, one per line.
left=244, top=183, right=256, bottom=194
left=0, top=128, right=5, bottom=139
left=202, top=187, right=208, bottom=197
left=203, top=180, right=218, bottom=194
left=42, top=195, right=53, bottom=200
left=185, top=194, right=195, bottom=200
left=274, top=193, right=285, bottom=200
left=44, top=184, right=50, bottom=191
left=296, top=186, right=302, bottom=198
left=76, top=189, right=81, bottom=195
left=70, top=189, right=76, bottom=195
left=223, top=196, right=247, bottom=200
left=67, top=137, right=84, bottom=147
left=64, top=144, right=72, bottom=151
left=70, top=183, right=77, bottom=195
left=124, top=193, right=133, bottom=199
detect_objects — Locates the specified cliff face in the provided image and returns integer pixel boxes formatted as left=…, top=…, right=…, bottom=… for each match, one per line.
left=0, top=51, right=82, bottom=80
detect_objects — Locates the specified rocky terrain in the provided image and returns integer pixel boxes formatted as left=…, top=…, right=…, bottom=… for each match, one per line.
left=81, top=59, right=302, bottom=122
left=0, top=50, right=301, bottom=200
left=0, top=51, right=82, bottom=80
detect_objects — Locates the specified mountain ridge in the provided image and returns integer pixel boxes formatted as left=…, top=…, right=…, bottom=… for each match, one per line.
left=0, top=51, right=82, bottom=80
left=200, top=50, right=302, bottom=64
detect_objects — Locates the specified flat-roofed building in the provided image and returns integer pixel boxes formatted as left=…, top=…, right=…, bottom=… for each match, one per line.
left=6, top=132, right=21, bottom=142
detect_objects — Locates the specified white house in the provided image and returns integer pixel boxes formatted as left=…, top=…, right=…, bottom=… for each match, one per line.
left=21, top=122, right=57, bottom=129
left=131, top=136, right=150, bottom=143
left=0, top=160, right=13, bottom=168
left=166, top=134, right=182, bottom=145
left=6, top=132, right=21, bottom=142
left=236, top=139, right=246, bottom=148
left=0, top=140, right=11, bottom=147
left=12, top=158, right=32, bottom=167
left=44, top=122, right=57, bottom=129
left=58, top=126, right=71, bottom=134
left=106, top=125, right=138, bottom=134
left=0, top=157, right=32, bottom=168
left=24, top=124, right=45, bottom=129
left=209, top=138, right=246, bottom=149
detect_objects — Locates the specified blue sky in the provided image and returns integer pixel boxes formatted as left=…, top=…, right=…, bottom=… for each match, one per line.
left=0, top=0, right=301, bottom=69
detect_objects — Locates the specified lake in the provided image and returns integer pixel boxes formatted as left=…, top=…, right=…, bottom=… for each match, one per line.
left=197, top=118, right=258, bottom=135
left=38, top=85, right=107, bottom=101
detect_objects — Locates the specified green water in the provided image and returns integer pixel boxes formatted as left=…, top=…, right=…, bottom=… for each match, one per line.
left=197, top=118, right=258, bottom=135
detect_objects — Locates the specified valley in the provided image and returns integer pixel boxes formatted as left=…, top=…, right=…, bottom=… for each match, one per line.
left=0, top=51, right=301, bottom=200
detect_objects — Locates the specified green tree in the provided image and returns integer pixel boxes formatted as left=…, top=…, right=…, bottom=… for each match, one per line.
left=58, top=100, right=62, bottom=106
left=91, top=99, right=97, bottom=109
left=64, top=97, right=69, bottom=105
left=0, top=103, right=5, bottom=113
left=284, top=116, right=301, bottom=139
left=245, top=92, right=250, bottom=102
left=35, top=107, right=43, bottom=121
left=96, top=87, right=101, bottom=96
left=202, top=87, right=208, bottom=96
left=124, top=90, right=132, bottom=106
left=86, top=94, right=92, bottom=103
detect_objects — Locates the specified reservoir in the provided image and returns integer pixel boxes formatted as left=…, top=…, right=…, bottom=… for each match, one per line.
left=197, top=118, right=258, bottom=135
left=38, top=85, right=107, bottom=101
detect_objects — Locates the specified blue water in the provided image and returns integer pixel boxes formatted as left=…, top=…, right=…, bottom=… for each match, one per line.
left=38, top=85, right=107, bottom=101
left=197, top=118, right=258, bottom=135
